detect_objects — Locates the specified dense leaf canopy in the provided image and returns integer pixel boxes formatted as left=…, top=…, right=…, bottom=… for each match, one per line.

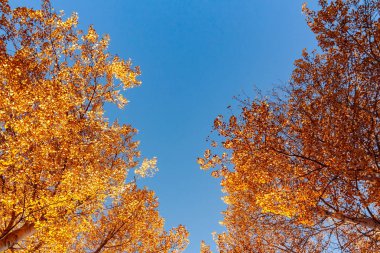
left=0, top=0, right=188, bottom=252
left=200, top=0, right=380, bottom=252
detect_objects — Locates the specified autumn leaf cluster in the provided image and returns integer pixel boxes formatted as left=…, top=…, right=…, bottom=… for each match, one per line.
left=200, top=0, right=380, bottom=252
left=0, top=0, right=188, bottom=252
left=1, top=0, right=380, bottom=252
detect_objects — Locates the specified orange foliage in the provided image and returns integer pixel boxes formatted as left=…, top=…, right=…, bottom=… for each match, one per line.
left=200, top=0, right=380, bottom=252
left=200, top=240, right=212, bottom=253
left=0, top=0, right=188, bottom=252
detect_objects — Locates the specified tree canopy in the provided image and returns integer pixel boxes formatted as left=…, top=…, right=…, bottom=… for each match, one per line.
left=2, top=0, right=380, bottom=252
left=0, top=0, right=188, bottom=252
left=199, top=0, right=380, bottom=252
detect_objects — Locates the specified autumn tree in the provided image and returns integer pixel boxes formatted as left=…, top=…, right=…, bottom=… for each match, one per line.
left=199, top=0, right=380, bottom=252
left=0, top=0, right=188, bottom=252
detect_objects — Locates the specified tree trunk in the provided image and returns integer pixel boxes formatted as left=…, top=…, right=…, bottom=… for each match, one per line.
left=323, top=209, right=380, bottom=231
left=0, top=222, right=35, bottom=252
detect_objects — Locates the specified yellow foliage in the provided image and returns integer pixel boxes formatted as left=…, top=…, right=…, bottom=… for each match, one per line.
left=0, top=0, right=187, bottom=252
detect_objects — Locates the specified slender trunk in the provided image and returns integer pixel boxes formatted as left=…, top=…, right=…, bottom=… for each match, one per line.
left=0, top=222, right=35, bottom=252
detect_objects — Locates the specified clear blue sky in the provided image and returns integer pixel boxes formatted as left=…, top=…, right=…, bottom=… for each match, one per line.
left=15, top=1, right=318, bottom=252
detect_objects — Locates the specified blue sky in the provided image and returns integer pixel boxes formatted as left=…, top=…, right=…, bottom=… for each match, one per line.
left=16, top=1, right=318, bottom=252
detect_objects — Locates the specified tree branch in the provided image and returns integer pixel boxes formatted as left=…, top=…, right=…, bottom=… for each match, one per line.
left=0, top=222, right=35, bottom=252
